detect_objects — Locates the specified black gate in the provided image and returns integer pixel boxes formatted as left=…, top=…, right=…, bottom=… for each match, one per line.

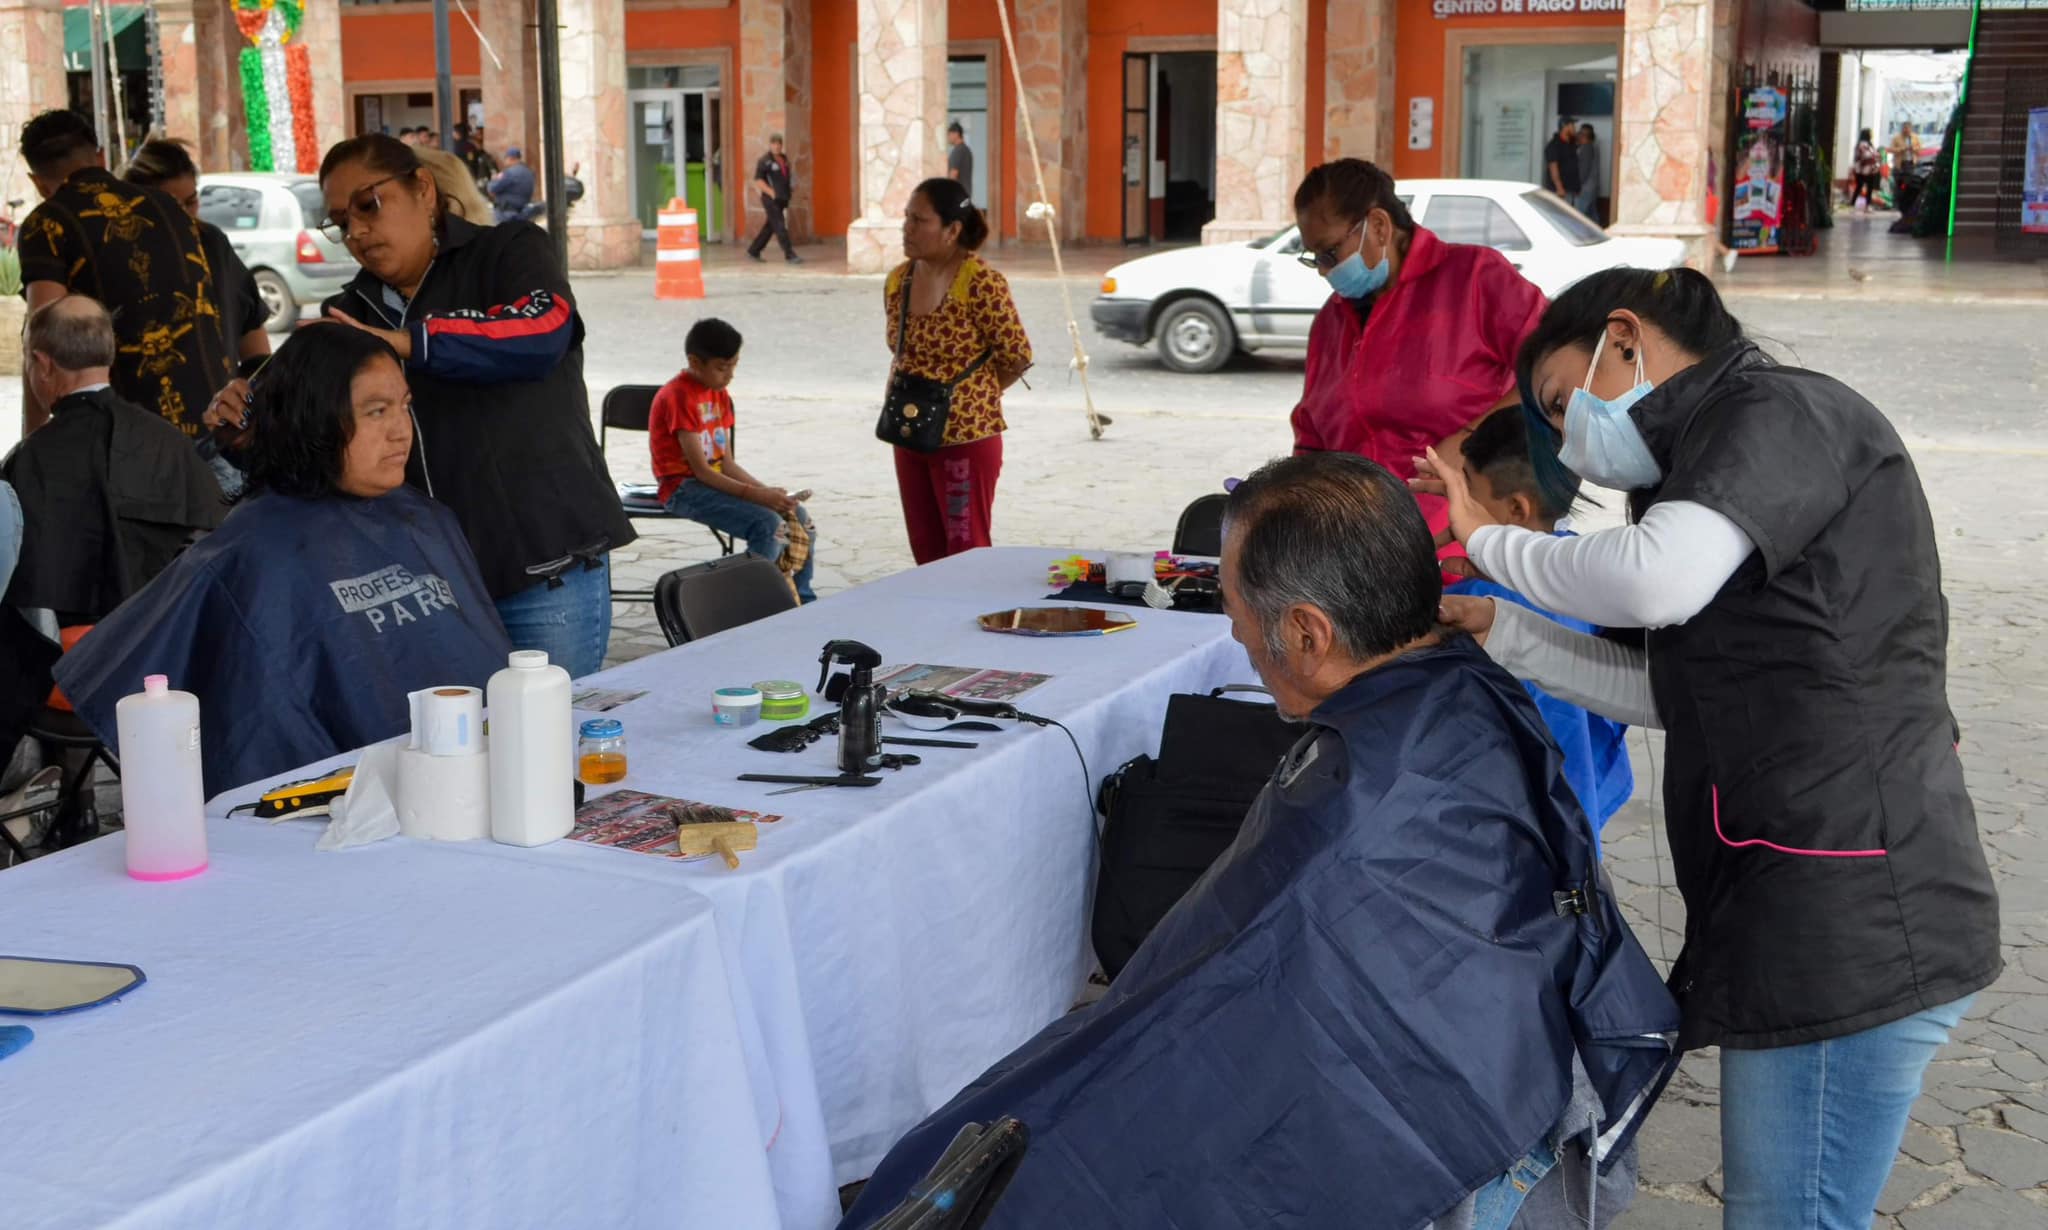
left=1993, top=65, right=2048, bottom=254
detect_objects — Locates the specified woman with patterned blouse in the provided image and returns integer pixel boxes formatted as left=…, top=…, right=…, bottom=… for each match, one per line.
left=884, top=178, right=1033, bottom=563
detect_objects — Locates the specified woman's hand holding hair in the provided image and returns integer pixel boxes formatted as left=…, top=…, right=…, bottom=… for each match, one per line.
left=314, top=308, right=413, bottom=359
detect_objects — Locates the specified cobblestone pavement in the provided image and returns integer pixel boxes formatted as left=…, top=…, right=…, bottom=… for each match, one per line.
left=590, top=273, right=2048, bottom=1226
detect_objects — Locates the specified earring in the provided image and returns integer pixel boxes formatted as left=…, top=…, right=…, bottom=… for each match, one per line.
left=1620, top=346, right=1635, bottom=362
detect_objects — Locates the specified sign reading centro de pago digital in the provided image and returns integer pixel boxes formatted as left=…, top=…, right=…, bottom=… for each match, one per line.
left=1433, top=0, right=1626, bottom=15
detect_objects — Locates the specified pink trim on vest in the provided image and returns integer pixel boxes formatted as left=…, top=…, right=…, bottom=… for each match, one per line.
left=1711, top=787, right=1887, bottom=858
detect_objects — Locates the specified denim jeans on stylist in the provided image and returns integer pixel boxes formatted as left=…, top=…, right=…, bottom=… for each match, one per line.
left=493, top=555, right=612, bottom=679
left=1720, top=995, right=1973, bottom=1229
left=664, top=480, right=817, bottom=603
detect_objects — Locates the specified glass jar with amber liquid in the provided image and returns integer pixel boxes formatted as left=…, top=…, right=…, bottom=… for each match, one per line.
left=577, top=718, right=628, bottom=785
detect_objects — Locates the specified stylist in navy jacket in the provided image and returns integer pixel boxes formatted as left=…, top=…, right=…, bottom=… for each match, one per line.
left=211, top=134, right=632, bottom=678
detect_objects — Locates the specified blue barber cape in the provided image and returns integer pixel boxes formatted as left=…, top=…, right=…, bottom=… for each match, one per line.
left=56, top=487, right=511, bottom=798
left=843, top=637, right=1677, bottom=1230
left=1446, top=574, right=1634, bottom=845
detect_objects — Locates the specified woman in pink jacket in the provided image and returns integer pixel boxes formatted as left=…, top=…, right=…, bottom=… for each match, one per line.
left=1290, top=160, right=1546, bottom=553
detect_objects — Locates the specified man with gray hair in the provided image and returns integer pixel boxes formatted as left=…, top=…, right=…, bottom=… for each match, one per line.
left=847, top=451, right=1680, bottom=1230
left=3, top=295, right=222, bottom=622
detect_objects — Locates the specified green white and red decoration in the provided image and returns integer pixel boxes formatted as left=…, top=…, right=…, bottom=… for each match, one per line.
left=235, top=0, right=318, bottom=173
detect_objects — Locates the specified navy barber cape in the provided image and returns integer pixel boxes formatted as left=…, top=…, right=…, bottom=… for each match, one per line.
left=56, top=487, right=512, bottom=798
left=843, top=638, right=1678, bottom=1230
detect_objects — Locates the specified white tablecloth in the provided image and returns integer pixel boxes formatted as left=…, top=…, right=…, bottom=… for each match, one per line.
left=0, top=821, right=780, bottom=1230
left=515, top=548, right=1255, bottom=1184
left=205, top=546, right=1256, bottom=1220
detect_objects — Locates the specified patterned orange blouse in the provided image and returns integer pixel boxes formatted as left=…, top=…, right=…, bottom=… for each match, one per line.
left=883, top=257, right=1033, bottom=446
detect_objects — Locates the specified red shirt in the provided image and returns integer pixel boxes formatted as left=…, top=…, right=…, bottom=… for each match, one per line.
left=1292, top=226, right=1547, bottom=540
left=648, top=371, right=735, bottom=503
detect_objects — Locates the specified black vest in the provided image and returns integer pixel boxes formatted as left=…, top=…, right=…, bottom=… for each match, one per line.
left=1629, top=341, right=2000, bottom=1049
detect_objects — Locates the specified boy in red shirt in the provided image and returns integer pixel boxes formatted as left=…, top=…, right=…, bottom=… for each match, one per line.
left=651, top=319, right=816, bottom=602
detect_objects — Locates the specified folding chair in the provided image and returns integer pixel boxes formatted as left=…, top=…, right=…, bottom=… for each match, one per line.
left=651, top=555, right=799, bottom=646
left=599, top=384, right=735, bottom=602
left=1171, top=492, right=1228, bottom=558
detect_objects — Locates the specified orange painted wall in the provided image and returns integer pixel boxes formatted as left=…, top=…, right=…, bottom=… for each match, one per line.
left=340, top=12, right=481, bottom=83
left=625, top=4, right=744, bottom=51
left=1389, top=0, right=1623, bottom=182
left=812, top=0, right=856, bottom=237
left=1083, top=0, right=1216, bottom=240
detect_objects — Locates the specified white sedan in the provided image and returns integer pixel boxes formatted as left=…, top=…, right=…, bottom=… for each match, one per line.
left=1090, top=179, right=1688, bottom=373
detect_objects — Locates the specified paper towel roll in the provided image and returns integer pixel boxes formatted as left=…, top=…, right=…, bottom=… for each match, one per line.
left=408, top=686, right=483, bottom=756
left=395, top=745, right=491, bottom=841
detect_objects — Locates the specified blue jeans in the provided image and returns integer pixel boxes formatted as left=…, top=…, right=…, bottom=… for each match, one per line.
left=663, top=481, right=816, bottom=603
left=493, top=554, right=612, bottom=679
left=1721, top=996, right=1972, bottom=1229
left=1466, top=1139, right=1559, bottom=1230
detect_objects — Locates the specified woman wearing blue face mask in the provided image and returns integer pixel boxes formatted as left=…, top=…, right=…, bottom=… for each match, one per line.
left=1289, top=160, right=1547, bottom=566
left=1426, top=267, right=2000, bottom=1230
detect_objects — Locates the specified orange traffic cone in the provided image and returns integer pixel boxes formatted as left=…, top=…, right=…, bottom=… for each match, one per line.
left=656, top=199, right=704, bottom=300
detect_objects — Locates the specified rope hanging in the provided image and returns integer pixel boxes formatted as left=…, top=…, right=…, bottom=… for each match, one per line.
left=991, top=0, right=1109, bottom=440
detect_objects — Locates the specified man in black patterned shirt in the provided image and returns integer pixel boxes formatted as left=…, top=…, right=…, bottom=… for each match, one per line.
left=14, top=109, right=232, bottom=438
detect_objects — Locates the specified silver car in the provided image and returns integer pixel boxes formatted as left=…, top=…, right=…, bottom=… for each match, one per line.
left=196, top=173, right=360, bottom=332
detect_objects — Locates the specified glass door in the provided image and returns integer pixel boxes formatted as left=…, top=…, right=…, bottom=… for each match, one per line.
left=1122, top=54, right=1151, bottom=244
left=680, top=87, right=724, bottom=242
left=630, top=88, right=679, bottom=236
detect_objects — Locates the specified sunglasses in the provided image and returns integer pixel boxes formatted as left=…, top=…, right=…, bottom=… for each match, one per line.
left=319, top=174, right=405, bottom=243
left=1297, top=217, right=1367, bottom=272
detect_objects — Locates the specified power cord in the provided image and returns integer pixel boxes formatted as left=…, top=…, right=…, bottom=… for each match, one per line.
left=1018, top=711, right=1098, bottom=833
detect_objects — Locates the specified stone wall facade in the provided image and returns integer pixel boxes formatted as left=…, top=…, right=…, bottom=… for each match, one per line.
left=1011, top=0, right=1088, bottom=244
left=559, top=0, right=640, bottom=269
left=846, top=0, right=947, bottom=273
left=1612, top=0, right=1721, bottom=268
left=1323, top=0, right=1397, bottom=167
left=1204, top=0, right=1309, bottom=245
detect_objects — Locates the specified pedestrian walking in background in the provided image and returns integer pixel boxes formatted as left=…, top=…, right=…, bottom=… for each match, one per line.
left=1888, top=121, right=1919, bottom=186
left=883, top=178, right=1032, bottom=563
left=1544, top=116, right=1581, bottom=202
left=1573, top=123, right=1601, bottom=223
left=748, top=133, right=800, bottom=263
left=488, top=147, right=537, bottom=223
left=1852, top=129, right=1882, bottom=211
left=946, top=121, right=974, bottom=189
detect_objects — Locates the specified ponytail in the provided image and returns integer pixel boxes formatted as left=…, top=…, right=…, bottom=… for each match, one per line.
left=913, top=176, right=989, bottom=251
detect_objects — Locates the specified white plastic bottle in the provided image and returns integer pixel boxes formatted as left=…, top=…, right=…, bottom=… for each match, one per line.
left=486, top=650, right=574, bottom=846
left=116, top=675, right=208, bottom=881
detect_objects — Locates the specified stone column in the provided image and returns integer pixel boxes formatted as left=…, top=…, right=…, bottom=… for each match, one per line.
left=846, top=0, right=946, bottom=273
left=558, top=0, right=639, bottom=269
left=479, top=0, right=534, bottom=166
left=154, top=0, right=205, bottom=150
left=302, top=0, right=347, bottom=157
left=0, top=0, right=66, bottom=199
left=1612, top=0, right=1720, bottom=269
left=784, top=0, right=813, bottom=241
left=1203, top=0, right=1309, bottom=246
left=740, top=0, right=787, bottom=246
left=1322, top=0, right=1396, bottom=166
left=1011, top=0, right=1086, bottom=244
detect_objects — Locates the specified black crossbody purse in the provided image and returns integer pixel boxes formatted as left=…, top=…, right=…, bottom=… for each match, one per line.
left=878, top=264, right=992, bottom=453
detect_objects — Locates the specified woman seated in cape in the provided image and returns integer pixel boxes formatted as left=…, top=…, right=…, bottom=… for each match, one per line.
left=56, top=325, right=513, bottom=798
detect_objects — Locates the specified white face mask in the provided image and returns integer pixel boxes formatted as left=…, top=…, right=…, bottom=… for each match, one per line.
left=1558, top=330, right=1663, bottom=490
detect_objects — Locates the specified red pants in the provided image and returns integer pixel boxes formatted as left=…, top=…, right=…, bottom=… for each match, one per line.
left=894, top=433, right=1003, bottom=565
